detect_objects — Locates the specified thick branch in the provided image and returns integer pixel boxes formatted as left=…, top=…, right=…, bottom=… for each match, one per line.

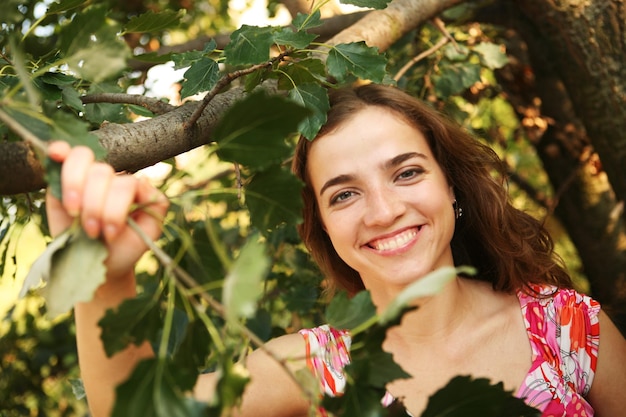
left=326, top=0, right=462, bottom=50
left=0, top=85, right=273, bottom=194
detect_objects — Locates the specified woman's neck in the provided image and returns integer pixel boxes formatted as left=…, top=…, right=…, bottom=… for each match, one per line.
left=380, top=278, right=489, bottom=344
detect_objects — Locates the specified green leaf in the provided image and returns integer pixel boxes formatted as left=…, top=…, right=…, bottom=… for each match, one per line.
left=83, top=82, right=127, bottom=124
left=61, top=86, right=84, bottom=112
left=123, top=9, right=186, bottom=34
left=44, top=158, right=63, bottom=201
left=433, top=63, right=481, bottom=97
left=112, top=358, right=202, bottom=417
left=180, top=57, right=220, bottom=99
left=69, top=378, right=86, bottom=400
left=47, top=0, right=88, bottom=14
left=2, top=107, right=51, bottom=141
left=325, top=291, right=376, bottom=330
left=132, top=51, right=174, bottom=65
left=40, top=72, right=77, bottom=87
left=443, top=43, right=470, bottom=62
left=59, top=5, right=130, bottom=82
left=222, top=236, right=269, bottom=322
left=277, top=58, right=326, bottom=89
left=288, top=82, right=329, bottom=140
left=379, top=266, right=474, bottom=325
left=245, top=165, right=304, bottom=232
left=98, top=294, right=162, bottom=357
left=340, top=0, right=391, bottom=9
left=172, top=51, right=205, bottom=69
left=128, top=104, right=155, bottom=118
left=214, top=357, right=251, bottom=411
left=474, top=42, right=509, bottom=69
left=327, top=42, right=387, bottom=82
left=21, top=226, right=108, bottom=318
left=421, top=376, right=540, bottom=417
left=292, top=11, right=323, bottom=31
left=223, top=25, right=276, bottom=66
left=323, top=300, right=410, bottom=417
left=324, top=386, right=388, bottom=417
left=273, top=28, right=317, bottom=49
left=214, top=91, right=310, bottom=168
left=20, top=227, right=73, bottom=298
left=50, top=111, right=107, bottom=160
left=172, top=318, right=212, bottom=372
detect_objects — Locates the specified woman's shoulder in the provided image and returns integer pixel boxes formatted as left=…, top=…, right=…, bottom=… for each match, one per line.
left=517, top=284, right=601, bottom=312
left=517, top=284, right=601, bottom=382
left=299, top=324, right=352, bottom=358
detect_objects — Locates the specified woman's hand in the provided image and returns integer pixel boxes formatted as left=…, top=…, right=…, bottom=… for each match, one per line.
left=46, top=141, right=169, bottom=281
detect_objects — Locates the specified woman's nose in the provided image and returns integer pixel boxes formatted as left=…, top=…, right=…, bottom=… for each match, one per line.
left=362, top=186, right=405, bottom=226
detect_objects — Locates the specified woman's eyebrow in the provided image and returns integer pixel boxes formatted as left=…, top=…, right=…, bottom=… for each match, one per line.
left=384, top=152, right=426, bottom=170
left=319, top=174, right=355, bottom=197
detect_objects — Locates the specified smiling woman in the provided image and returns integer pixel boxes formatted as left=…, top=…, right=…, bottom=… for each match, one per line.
left=47, top=83, right=626, bottom=417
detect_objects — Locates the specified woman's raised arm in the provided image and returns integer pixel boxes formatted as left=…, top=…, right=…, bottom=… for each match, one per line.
left=46, top=142, right=312, bottom=417
left=47, top=142, right=168, bottom=417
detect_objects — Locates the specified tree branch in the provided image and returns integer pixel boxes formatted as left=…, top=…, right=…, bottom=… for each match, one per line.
left=81, top=93, right=176, bottom=115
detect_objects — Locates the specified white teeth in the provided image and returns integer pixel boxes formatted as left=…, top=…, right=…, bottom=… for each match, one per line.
left=371, top=229, right=417, bottom=251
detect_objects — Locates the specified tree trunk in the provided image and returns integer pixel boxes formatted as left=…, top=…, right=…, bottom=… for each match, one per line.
left=476, top=0, right=626, bottom=332
left=515, top=0, right=626, bottom=210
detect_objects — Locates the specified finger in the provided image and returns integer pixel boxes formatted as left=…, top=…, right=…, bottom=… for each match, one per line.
left=101, top=175, right=138, bottom=243
left=61, top=146, right=95, bottom=217
left=81, top=162, right=115, bottom=239
left=131, top=179, right=169, bottom=241
left=47, top=141, right=72, bottom=162
left=46, top=189, right=73, bottom=238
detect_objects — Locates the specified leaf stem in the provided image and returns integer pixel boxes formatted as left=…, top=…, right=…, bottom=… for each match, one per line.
left=183, top=50, right=292, bottom=130
left=157, top=275, right=177, bottom=359
left=204, top=218, right=232, bottom=271
left=0, top=107, right=49, bottom=155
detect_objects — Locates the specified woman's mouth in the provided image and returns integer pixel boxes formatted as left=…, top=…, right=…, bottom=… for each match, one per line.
left=367, top=227, right=420, bottom=252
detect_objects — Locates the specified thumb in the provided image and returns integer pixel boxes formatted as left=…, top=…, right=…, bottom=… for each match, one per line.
left=46, top=190, right=75, bottom=238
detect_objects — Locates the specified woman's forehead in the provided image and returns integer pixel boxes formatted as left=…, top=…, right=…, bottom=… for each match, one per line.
left=307, top=108, right=433, bottom=179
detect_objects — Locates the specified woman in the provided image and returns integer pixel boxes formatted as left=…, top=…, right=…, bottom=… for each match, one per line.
left=47, top=84, right=626, bottom=417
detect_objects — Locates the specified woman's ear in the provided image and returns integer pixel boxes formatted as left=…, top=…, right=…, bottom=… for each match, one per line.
left=449, top=185, right=456, bottom=201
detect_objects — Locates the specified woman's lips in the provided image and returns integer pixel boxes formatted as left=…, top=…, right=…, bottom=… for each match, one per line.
left=367, top=227, right=420, bottom=252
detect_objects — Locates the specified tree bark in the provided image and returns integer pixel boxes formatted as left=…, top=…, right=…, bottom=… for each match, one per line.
left=475, top=0, right=626, bottom=332
left=515, top=0, right=626, bottom=211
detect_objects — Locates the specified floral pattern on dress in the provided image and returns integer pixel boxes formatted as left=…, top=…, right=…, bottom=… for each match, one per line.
left=300, top=286, right=600, bottom=417
left=516, top=285, right=600, bottom=416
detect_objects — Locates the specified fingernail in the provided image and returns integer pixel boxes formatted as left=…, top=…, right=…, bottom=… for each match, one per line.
left=65, top=191, right=80, bottom=217
left=84, top=218, right=100, bottom=239
left=104, top=224, right=117, bottom=241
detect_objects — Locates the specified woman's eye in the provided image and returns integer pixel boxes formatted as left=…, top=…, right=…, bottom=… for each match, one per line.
left=331, top=191, right=354, bottom=204
left=397, top=168, right=420, bottom=180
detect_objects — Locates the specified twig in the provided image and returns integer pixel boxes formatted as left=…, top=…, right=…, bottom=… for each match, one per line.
left=0, top=107, right=49, bottom=155
left=394, top=36, right=449, bottom=81
left=0, top=50, right=14, bottom=66
left=81, top=93, right=176, bottom=115
left=184, top=51, right=291, bottom=130
left=431, top=17, right=460, bottom=52
left=234, top=163, right=242, bottom=200
left=126, top=217, right=317, bottom=404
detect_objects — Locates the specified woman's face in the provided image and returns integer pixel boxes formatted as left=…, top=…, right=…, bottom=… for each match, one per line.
left=307, top=106, right=456, bottom=300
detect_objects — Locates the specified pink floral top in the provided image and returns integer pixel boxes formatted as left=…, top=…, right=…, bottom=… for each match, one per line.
left=299, top=286, right=600, bottom=416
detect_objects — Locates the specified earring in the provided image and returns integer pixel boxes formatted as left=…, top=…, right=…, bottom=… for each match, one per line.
left=453, top=199, right=463, bottom=219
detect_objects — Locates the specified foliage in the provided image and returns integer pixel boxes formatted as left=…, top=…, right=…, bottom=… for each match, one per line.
left=0, top=0, right=550, bottom=416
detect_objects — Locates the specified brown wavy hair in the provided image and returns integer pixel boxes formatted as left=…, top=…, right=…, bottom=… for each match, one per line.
left=292, top=83, right=573, bottom=296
